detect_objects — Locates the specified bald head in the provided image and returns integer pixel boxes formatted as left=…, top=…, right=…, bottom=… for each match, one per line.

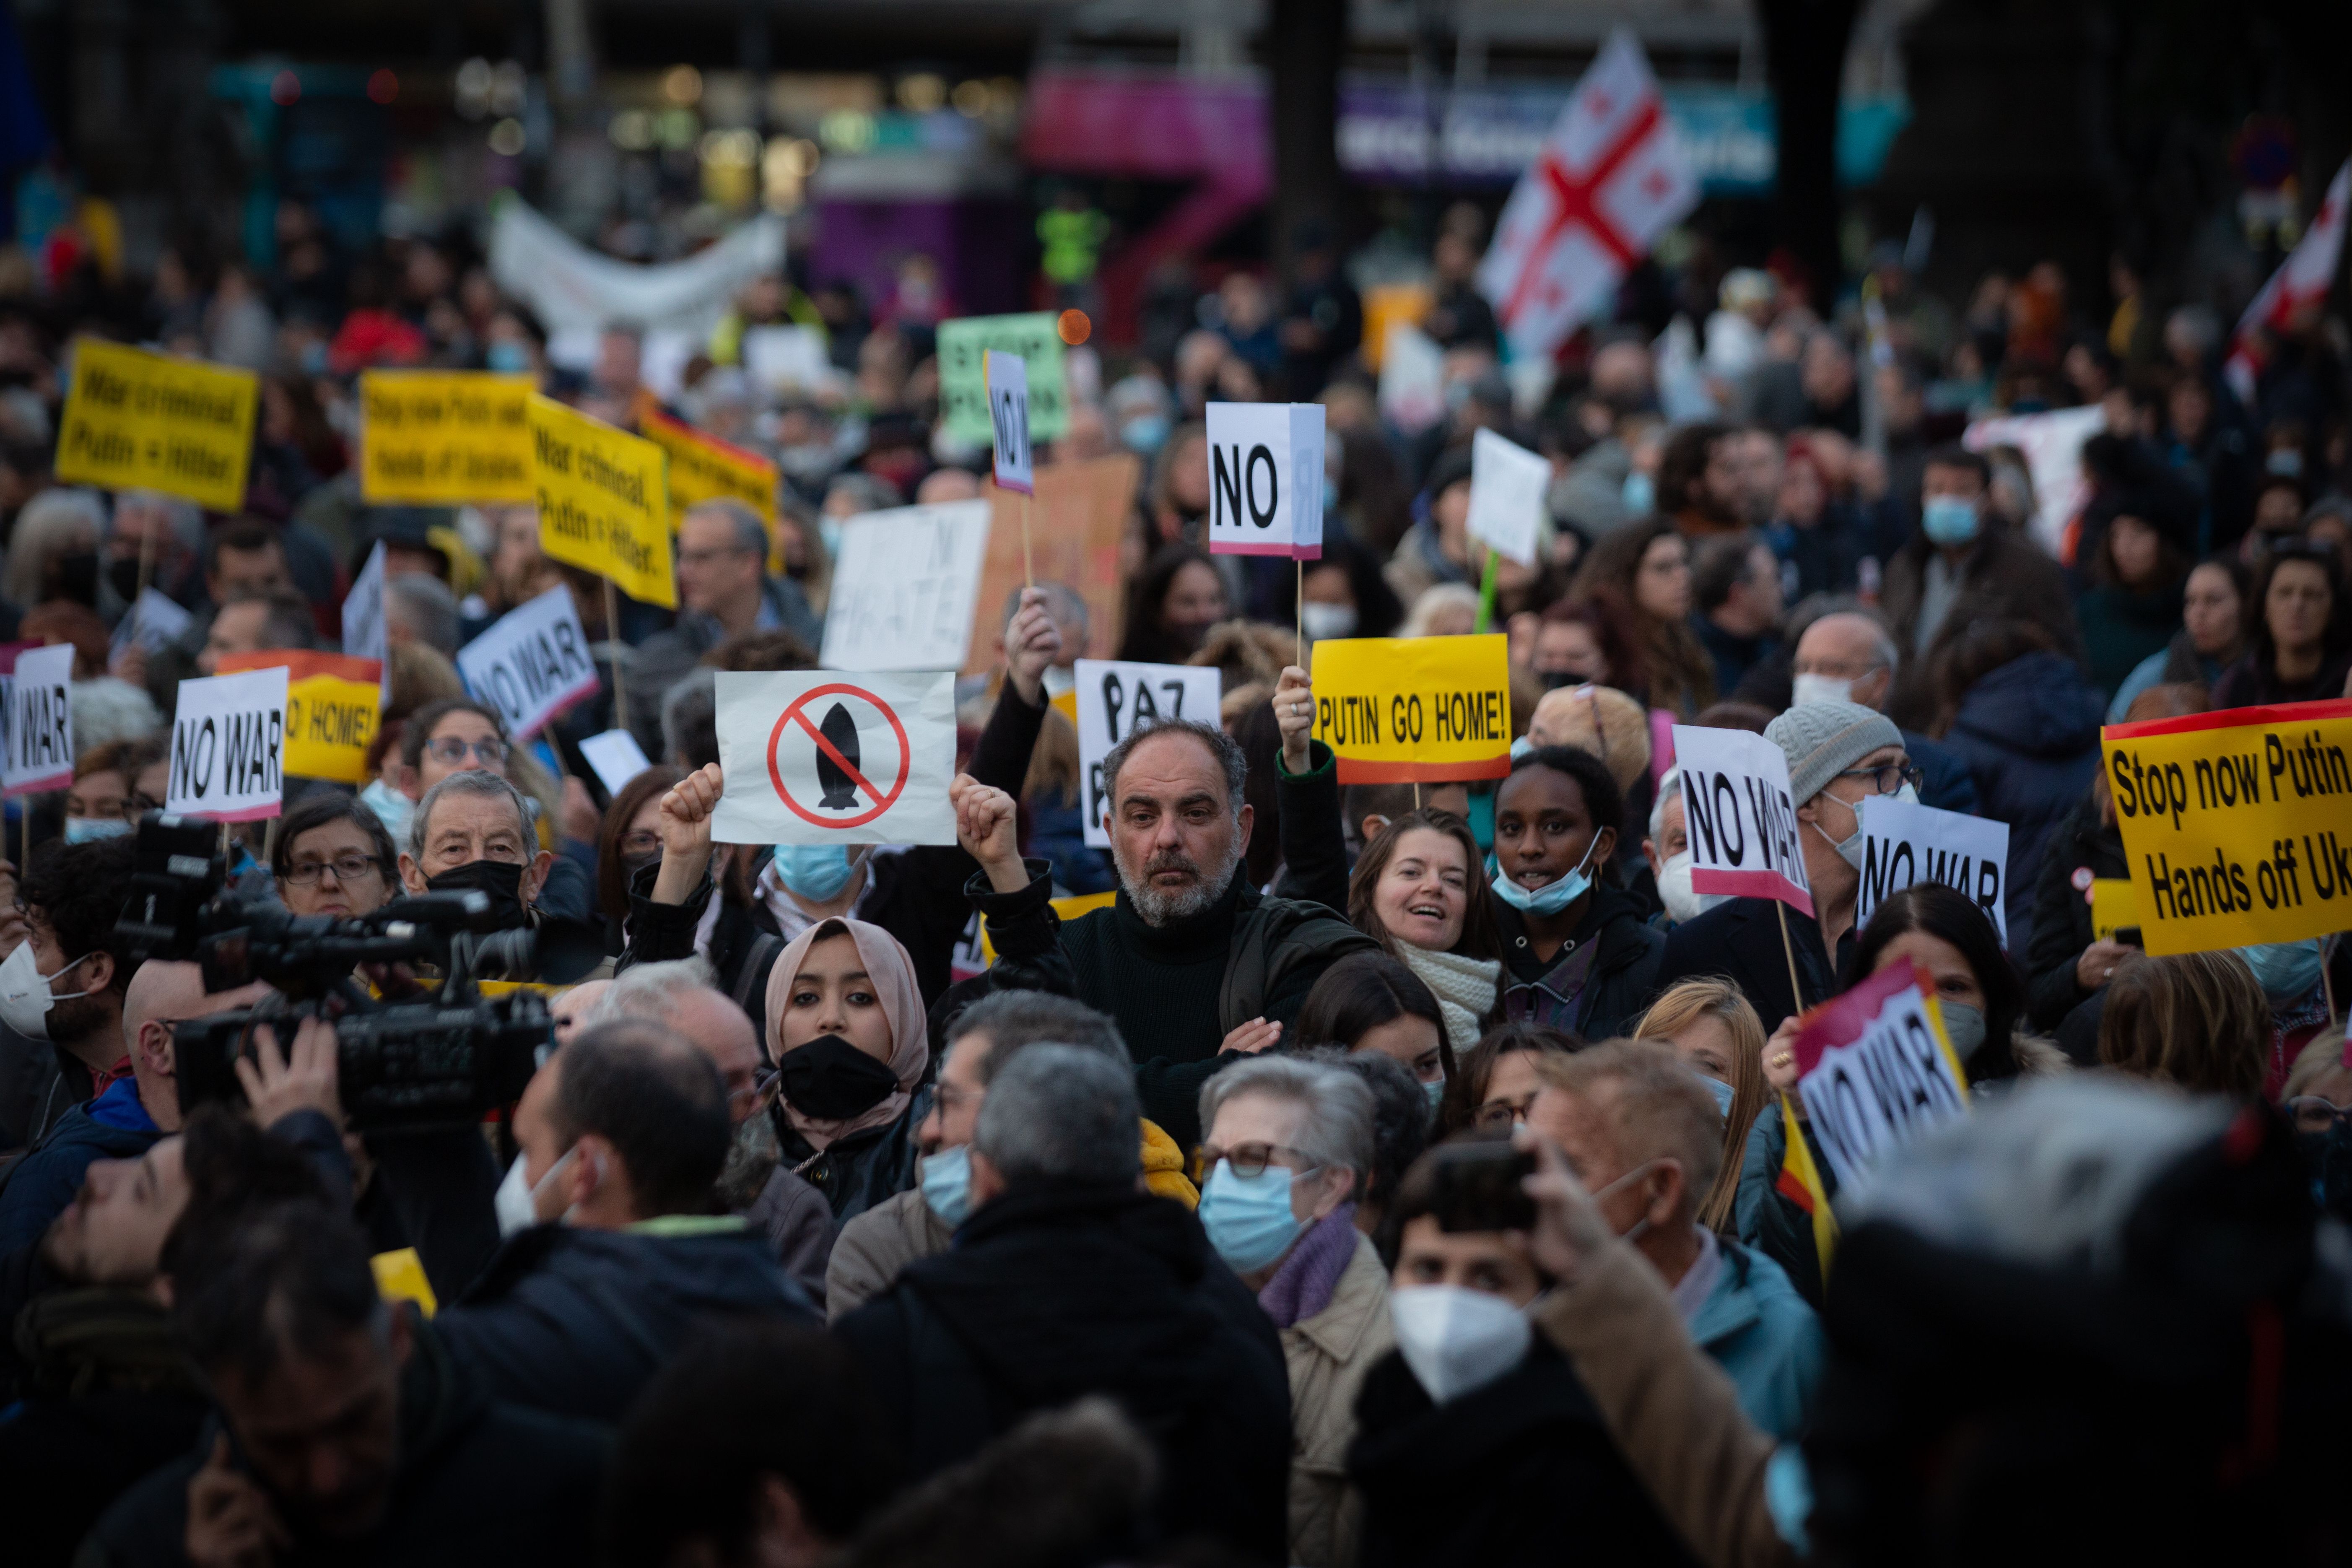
left=1793, top=612, right=1899, bottom=712
left=596, top=967, right=763, bottom=1123
left=122, top=960, right=273, bottom=1133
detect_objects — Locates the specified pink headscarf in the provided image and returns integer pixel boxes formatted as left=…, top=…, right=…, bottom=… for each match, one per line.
left=764, top=916, right=929, bottom=1152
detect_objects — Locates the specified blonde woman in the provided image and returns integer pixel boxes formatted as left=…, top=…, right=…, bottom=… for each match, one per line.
left=1634, top=977, right=1768, bottom=1233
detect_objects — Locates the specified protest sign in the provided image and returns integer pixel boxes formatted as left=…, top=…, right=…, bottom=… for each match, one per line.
left=167, top=667, right=288, bottom=821
left=2102, top=697, right=2352, bottom=955
left=1467, top=428, right=1549, bottom=568
left=357, top=371, right=534, bottom=504
left=114, top=587, right=192, bottom=658
left=579, top=729, right=654, bottom=798
left=1378, top=321, right=1446, bottom=436
left=55, top=339, right=258, bottom=512
left=820, top=501, right=992, bottom=672
left=528, top=394, right=675, bottom=610
left=1791, top=958, right=1970, bottom=1192
left=709, top=670, right=955, bottom=846
left=1311, top=635, right=1513, bottom=784
left=217, top=650, right=382, bottom=784
left=1205, top=401, right=1325, bottom=559
left=456, top=584, right=601, bottom=741
left=961, top=453, right=1138, bottom=676
left=2090, top=877, right=2139, bottom=940
left=740, top=326, right=832, bottom=395
left=639, top=405, right=779, bottom=528
left=1073, top=659, right=1226, bottom=849
left=985, top=352, right=1035, bottom=496
left=1856, top=795, right=2012, bottom=944
left=1672, top=724, right=1814, bottom=916
left=938, top=314, right=1068, bottom=447
left=0, top=643, right=73, bottom=796
left=343, top=541, right=389, bottom=703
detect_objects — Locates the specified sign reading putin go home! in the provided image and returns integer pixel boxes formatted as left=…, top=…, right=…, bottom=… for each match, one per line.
left=1310, top=634, right=1513, bottom=783
left=528, top=394, right=674, bottom=609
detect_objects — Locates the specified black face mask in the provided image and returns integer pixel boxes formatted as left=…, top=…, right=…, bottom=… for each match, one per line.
left=425, top=858, right=530, bottom=930
left=107, top=556, right=143, bottom=604
left=776, top=1033, right=899, bottom=1121
left=49, top=551, right=99, bottom=607
left=1541, top=668, right=1602, bottom=691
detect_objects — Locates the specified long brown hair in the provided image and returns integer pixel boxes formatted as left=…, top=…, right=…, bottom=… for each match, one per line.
left=1570, top=517, right=1716, bottom=716
left=595, top=765, right=685, bottom=925
left=1346, top=808, right=1505, bottom=963
left=1634, top=977, right=1767, bottom=1234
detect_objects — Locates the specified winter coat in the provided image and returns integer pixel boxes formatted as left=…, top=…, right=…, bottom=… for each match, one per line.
left=1691, top=1237, right=1825, bottom=1441
left=826, top=1184, right=952, bottom=1321
left=2077, top=579, right=2186, bottom=698
left=1878, top=524, right=2081, bottom=729
left=2107, top=629, right=2229, bottom=723
left=1655, top=895, right=1849, bottom=1038
left=1284, top=1232, right=1392, bottom=1568
left=2024, top=790, right=2128, bottom=1041
left=624, top=577, right=821, bottom=757
left=2210, top=646, right=2352, bottom=711
left=1938, top=650, right=2106, bottom=955
left=836, top=1180, right=1292, bottom=1563
left=773, top=1088, right=930, bottom=1224
left=0, top=1080, right=160, bottom=1257
left=435, top=1216, right=817, bottom=1422
left=740, top=1164, right=838, bottom=1303
left=1491, top=883, right=1667, bottom=1042
left=1903, top=728, right=1982, bottom=816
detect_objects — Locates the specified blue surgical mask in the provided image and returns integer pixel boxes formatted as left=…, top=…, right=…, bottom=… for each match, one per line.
left=818, top=516, right=845, bottom=558
left=2241, top=939, right=2324, bottom=1003
left=773, top=842, right=856, bottom=902
left=359, top=778, right=414, bottom=848
left=1120, top=414, right=1171, bottom=454
left=1921, top=496, right=1981, bottom=546
left=1622, top=470, right=1655, bottom=515
left=1199, top=1160, right=1304, bottom=1274
left=921, top=1145, right=973, bottom=1228
left=64, top=816, right=132, bottom=844
left=1703, top=1075, right=1735, bottom=1117
left=486, top=340, right=532, bottom=374
left=1490, top=834, right=1600, bottom=917
left=1937, top=1000, right=1988, bottom=1063
left=1423, top=1078, right=1446, bottom=1116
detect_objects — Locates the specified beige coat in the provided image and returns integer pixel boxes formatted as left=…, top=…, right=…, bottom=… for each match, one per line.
left=1283, top=1233, right=1393, bottom=1568
left=824, top=1186, right=953, bottom=1321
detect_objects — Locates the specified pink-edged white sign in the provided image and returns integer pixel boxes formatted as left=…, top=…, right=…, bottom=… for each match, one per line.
left=167, top=666, right=288, bottom=823
left=1672, top=723, right=1813, bottom=916
left=1206, top=401, right=1324, bottom=560
left=0, top=643, right=73, bottom=796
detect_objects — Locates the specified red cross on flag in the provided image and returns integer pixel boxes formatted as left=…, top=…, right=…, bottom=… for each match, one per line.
left=2225, top=158, right=2349, bottom=406
left=1477, top=30, right=1698, bottom=362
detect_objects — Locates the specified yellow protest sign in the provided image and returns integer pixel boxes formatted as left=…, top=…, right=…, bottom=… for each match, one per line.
left=2103, top=698, right=2352, bottom=955
left=1310, top=633, right=1513, bottom=783
left=2090, top=878, right=2139, bottom=940
left=216, top=650, right=382, bottom=784
left=528, top=395, right=675, bottom=609
left=358, top=371, right=534, bottom=504
left=370, top=1247, right=438, bottom=1316
left=979, top=890, right=1114, bottom=962
left=638, top=405, right=786, bottom=572
left=55, top=338, right=257, bottom=511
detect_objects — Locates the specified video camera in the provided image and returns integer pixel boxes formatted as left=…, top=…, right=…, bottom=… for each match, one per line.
left=114, top=813, right=602, bottom=1132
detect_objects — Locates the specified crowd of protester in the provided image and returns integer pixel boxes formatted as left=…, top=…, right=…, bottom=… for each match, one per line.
left=0, top=186, right=2343, bottom=1565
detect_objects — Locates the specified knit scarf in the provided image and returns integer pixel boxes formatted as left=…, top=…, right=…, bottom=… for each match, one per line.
left=1259, top=1204, right=1360, bottom=1329
left=1397, top=944, right=1501, bottom=1058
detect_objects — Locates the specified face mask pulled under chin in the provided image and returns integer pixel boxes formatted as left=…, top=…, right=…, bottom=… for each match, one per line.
left=0, top=942, right=94, bottom=1041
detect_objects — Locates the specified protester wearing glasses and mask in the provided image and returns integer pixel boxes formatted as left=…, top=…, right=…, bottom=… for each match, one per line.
left=1655, top=700, right=1918, bottom=1033
left=273, top=793, right=400, bottom=920
left=62, top=737, right=168, bottom=845
left=389, top=697, right=597, bottom=930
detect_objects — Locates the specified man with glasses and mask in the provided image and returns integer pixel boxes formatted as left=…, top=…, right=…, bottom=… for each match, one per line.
left=1654, top=700, right=1918, bottom=1033
left=391, top=697, right=594, bottom=928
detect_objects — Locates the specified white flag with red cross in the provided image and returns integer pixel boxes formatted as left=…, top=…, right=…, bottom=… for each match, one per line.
left=2225, top=158, right=2350, bottom=406
left=1476, top=29, right=1698, bottom=363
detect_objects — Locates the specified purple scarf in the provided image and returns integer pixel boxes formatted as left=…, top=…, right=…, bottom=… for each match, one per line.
left=1258, top=1205, right=1360, bottom=1329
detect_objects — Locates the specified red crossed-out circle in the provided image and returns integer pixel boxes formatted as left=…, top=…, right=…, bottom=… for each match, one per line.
left=768, top=682, right=912, bottom=830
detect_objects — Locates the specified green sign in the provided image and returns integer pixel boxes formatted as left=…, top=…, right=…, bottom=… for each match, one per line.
left=937, top=313, right=1068, bottom=448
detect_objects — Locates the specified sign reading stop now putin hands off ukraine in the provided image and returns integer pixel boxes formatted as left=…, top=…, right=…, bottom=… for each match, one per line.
left=358, top=371, right=535, bottom=504
left=1311, top=635, right=1513, bottom=784
left=529, top=394, right=675, bottom=609
left=2104, top=697, right=2352, bottom=955
left=57, top=339, right=259, bottom=512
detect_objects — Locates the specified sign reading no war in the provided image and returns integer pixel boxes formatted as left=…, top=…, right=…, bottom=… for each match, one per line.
left=1792, top=958, right=1970, bottom=1192
left=217, top=650, right=382, bottom=784
left=1311, top=634, right=1512, bottom=783
left=1672, top=724, right=1814, bottom=916
left=457, top=584, right=600, bottom=741
left=1856, top=796, right=2012, bottom=944
left=168, top=667, right=288, bottom=822
left=0, top=643, right=74, bottom=797
left=1073, top=659, right=1225, bottom=849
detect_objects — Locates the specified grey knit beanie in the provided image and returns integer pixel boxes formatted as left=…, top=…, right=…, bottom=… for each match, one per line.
left=1765, top=700, right=1905, bottom=802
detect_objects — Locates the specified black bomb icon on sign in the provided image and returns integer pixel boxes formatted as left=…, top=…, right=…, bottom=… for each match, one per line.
left=766, top=683, right=913, bottom=830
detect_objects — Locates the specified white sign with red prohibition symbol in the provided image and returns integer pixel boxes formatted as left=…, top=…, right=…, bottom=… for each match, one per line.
left=709, top=670, right=957, bottom=846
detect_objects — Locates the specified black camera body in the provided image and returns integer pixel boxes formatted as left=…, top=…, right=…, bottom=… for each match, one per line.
left=116, top=813, right=587, bottom=1132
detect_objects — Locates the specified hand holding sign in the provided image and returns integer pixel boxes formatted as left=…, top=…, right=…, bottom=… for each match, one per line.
left=1274, top=665, right=1314, bottom=774
left=1004, top=585, right=1063, bottom=705
left=651, top=762, right=724, bottom=905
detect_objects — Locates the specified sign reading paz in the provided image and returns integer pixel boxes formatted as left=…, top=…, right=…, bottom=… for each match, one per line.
left=457, top=584, right=601, bottom=742
left=1074, top=659, right=1225, bottom=849
left=0, top=644, right=74, bottom=796
left=528, top=394, right=675, bottom=609
left=1672, top=724, right=1815, bottom=916
left=358, top=371, right=534, bottom=504
left=1856, top=796, right=2012, bottom=945
left=56, top=338, right=259, bottom=512
left=1311, top=635, right=1513, bottom=783
left=709, top=671, right=955, bottom=847
left=216, top=651, right=382, bottom=785
left=1791, top=958, right=1970, bottom=1192
left=168, top=667, right=288, bottom=822
left=820, top=501, right=992, bottom=672
left=1206, top=401, right=1325, bottom=558
left=2103, top=697, right=2352, bottom=955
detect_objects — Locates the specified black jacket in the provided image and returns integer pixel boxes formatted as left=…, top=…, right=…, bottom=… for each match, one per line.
left=78, top=1315, right=608, bottom=1568
left=1492, top=882, right=1666, bottom=1042
left=1347, top=1340, right=1700, bottom=1568
left=771, top=1087, right=930, bottom=1224
left=2023, top=789, right=2126, bottom=1046
left=836, top=1181, right=1291, bottom=1563
left=435, top=1219, right=817, bottom=1423
left=1654, top=894, right=1847, bottom=1036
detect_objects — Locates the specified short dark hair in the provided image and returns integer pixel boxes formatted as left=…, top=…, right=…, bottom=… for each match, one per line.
left=19, top=835, right=138, bottom=997
left=946, top=990, right=1132, bottom=1081
left=172, top=1198, right=384, bottom=1387
left=1922, top=443, right=1991, bottom=489
left=602, top=1321, right=901, bottom=1565
left=204, top=521, right=286, bottom=577
left=271, top=790, right=399, bottom=883
left=551, top=1020, right=731, bottom=1216
left=1099, top=717, right=1247, bottom=823
left=1655, top=421, right=1734, bottom=519
left=1296, top=949, right=1446, bottom=1054
left=400, top=696, right=506, bottom=770
left=1693, top=531, right=1768, bottom=615
left=161, top=1104, right=336, bottom=1282
left=1501, top=742, right=1625, bottom=855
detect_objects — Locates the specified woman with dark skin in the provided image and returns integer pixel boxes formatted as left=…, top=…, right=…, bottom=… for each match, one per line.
left=1486, top=745, right=1664, bottom=1042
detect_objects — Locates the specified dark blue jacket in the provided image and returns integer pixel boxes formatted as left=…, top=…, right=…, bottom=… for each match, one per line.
left=1900, top=728, right=1980, bottom=817
left=1937, top=651, right=2105, bottom=956
left=0, top=1079, right=159, bottom=1256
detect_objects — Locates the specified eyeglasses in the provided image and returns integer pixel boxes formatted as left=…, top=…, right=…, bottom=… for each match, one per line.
left=2288, top=1096, right=2352, bottom=1135
left=934, top=1083, right=985, bottom=1116
left=75, top=794, right=160, bottom=823
left=619, top=829, right=662, bottom=860
left=283, top=853, right=384, bottom=887
left=1192, top=1140, right=1319, bottom=1183
left=426, top=736, right=510, bottom=767
left=1835, top=761, right=1925, bottom=797
left=1472, top=1093, right=1540, bottom=1134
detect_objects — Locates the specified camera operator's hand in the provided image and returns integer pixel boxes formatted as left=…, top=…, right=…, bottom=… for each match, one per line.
left=239, top=1016, right=345, bottom=1132
left=651, top=763, right=722, bottom=908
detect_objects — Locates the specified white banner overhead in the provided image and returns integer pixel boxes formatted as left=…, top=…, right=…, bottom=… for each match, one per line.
left=487, top=199, right=787, bottom=339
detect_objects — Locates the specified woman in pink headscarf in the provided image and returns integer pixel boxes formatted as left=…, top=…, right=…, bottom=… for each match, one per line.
left=764, top=915, right=932, bottom=1221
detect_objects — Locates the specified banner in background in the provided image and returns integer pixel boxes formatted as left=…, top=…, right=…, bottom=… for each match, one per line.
left=820, top=501, right=992, bottom=672
left=961, top=453, right=1139, bottom=676
left=529, top=394, right=675, bottom=609
left=488, top=200, right=786, bottom=339
left=1311, top=634, right=1513, bottom=783
left=56, top=338, right=258, bottom=511
left=218, top=650, right=382, bottom=784
left=938, top=314, right=1068, bottom=447
left=358, top=371, right=534, bottom=504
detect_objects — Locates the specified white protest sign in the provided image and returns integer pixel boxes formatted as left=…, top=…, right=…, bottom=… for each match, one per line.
left=1792, top=959, right=1970, bottom=1192
left=343, top=541, right=390, bottom=702
left=709, top=670, right=956, bottom=846
left=985, top=351, right=1034, bottom=496
left=0, top=644, right=73, bottom=796
left=579, top=728, right=654, bottom=798
left=1856, top=795, right=2013, bottom=945
left=1467, top=428, right=1549, bottom=568
left=114, top=587, right=192, bottom=657
left=167, top=667, right=288, bottom=822
left=1378, top=321, right=1446, bottom=436
left=1672, top=724, right=1814, bottom=916
left=818, top=501, right=993, bottom=672
left=456, top=584, right=600, bottom=741
left=742, top=326, right=833, bottom=395
left=1206, top=402, right=1325, bottom=559
left=1074, top=659, right=1226, bottom=849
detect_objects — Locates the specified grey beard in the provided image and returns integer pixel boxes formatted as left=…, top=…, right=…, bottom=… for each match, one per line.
left=715, top=1108, right=782, bottom=1212
left=1115, top=834, right=1244, bottom=926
